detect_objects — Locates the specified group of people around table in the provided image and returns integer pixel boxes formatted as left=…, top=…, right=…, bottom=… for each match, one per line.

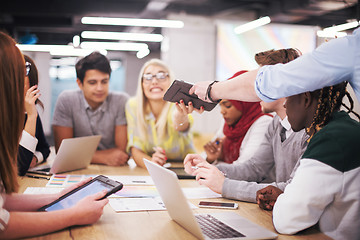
left=0, top=26, right=359, bottom=239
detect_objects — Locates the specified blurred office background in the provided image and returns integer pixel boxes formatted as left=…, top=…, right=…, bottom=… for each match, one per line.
left=1, top=0, right=359, bottom=144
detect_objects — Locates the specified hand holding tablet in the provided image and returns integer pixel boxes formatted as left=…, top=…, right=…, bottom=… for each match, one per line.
left=38, top=175, right=123, bottom=211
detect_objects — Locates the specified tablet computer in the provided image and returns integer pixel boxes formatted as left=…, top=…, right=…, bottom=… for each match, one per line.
left=38, top=175, right=123, bottom=211
left=163, top=80, right=218, bottom=111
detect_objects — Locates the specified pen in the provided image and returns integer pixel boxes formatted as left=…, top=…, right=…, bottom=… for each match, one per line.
left=26, top=175, right=50, bottom=180
left=191, top=166, right=199, bottom=170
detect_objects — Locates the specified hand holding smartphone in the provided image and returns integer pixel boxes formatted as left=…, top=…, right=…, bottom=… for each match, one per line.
left=163, top=80, right=218, bottom=111
left=198, top=201, right=238, bottom=209
left=38, top=175, right=123, bottom=211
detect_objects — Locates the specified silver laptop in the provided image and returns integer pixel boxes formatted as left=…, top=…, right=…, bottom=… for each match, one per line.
left=28, top=135, right=101, bottom=175
left=143, top=159, right=277, bottom=240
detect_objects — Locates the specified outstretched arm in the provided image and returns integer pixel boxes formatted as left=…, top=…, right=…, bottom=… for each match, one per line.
left=190, top=69, right=260, bottom=103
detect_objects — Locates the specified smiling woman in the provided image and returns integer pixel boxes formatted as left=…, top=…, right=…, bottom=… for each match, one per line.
left=125, top=58, right=198, bottom=168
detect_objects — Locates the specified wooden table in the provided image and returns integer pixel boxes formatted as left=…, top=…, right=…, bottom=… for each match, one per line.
left=19, top=164, right=331, bottom=240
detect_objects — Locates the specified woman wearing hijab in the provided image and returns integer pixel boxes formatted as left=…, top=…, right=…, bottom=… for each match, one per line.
left=204, top=71, right=273, bottom=164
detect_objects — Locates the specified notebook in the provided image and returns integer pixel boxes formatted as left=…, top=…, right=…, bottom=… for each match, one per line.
left=143, top=158, right=277, bottom=240
left=28, top=135, right=101, bottom=176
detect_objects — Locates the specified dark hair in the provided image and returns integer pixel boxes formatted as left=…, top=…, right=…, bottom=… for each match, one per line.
left=255, top=48, right=301, bottom=66
left=0, top=32, right=25, bottom=193
left=307, top=82, right=360, bottom=139
left=75, top=51, right=111, bottom=83
left=24, top=55, right=44, bottom=109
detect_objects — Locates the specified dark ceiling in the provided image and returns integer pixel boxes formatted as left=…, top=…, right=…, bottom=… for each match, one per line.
left=1, top=0, right=359, bottom=51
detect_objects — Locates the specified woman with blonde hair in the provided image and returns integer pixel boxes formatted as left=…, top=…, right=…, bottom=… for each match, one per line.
left=126, top=59, right=202, bottom=168
left=0, top=31, right=108, bottom=239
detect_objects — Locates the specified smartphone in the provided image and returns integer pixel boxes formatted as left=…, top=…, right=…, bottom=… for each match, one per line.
left=198, top=201, right=238, bottom=209
left=38, top=175, right=123, bottom=212
left=163, top=80, right=218, bottom=111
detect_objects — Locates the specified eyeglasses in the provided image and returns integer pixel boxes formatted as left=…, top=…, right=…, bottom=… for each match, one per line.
left=143, top=72, right=169, bottom=83
left=25, top=62, right=31, bottom=76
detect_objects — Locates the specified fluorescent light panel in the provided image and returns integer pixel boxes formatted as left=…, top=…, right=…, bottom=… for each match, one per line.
left=81, top=16, right=184, bottom=28
left=234, top=16, right=271, bottom=34
left=80, top=41, right=148, bottom=51
left=136, top=48, right=150, bottom=59
left=323, top=20, right=360, bottom=32
left=17, top=44, right=107, bottom=56
left=317, top=30, right=347, bottom=38
left=17, top=44, right=73, bottom=52
left=81, top=31, right=164, bottom=42
left=50, top=48, right=107, bottom=57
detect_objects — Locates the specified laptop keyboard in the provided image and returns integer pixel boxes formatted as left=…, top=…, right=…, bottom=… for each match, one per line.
left=195, top=214, right=245, bottom=239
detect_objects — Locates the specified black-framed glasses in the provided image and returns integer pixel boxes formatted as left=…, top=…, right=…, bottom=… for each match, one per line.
left=25, top=62, right=31, bottom=76
left=143, top=72, right=169, bottom=83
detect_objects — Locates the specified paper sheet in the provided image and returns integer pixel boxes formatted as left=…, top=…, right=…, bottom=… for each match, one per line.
left=109, top=197, right=198, bottom=212
left=111, top=185, right=158, bottom=198
left=23, top=187, right=64, bottom=194
left=107, top=175, right=154, bottom=185
left=46, top=174, right=154, bottom=188
left=109, top=197, right=166, bottom=212
left=46, top=174, right=94, bottom=187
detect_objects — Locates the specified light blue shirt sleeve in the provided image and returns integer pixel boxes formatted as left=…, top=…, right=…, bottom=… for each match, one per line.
left=255, top=27, right=360, bottom=102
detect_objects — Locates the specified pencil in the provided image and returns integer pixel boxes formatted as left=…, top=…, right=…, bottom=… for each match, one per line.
left=26, top=174, right=50, bottom=180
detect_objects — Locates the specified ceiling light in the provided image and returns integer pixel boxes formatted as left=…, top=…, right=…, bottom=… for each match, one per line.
left=73, top=35, right=80, bottom=47
left=317, top=30, right=347, bottom=38
left=81, top=31, right=164, bottom=42
left=136, top=48, right=150, bottom=59
left=81, top=17, right=184, bottom=28
left=80, top=41, right=149, bottom=51
left=17, top=44, right=73, bottom=52
left=146, top=1, right=168, bottom=11
left=16, top=44, right=107, bottom=56
left=323, top=20, right=360, bottom=33
left=234, top=16, right=271, bottom=34
left=50, top=48, right=107, bottom=57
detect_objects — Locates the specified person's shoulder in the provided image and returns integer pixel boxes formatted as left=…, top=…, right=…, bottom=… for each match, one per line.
left=125, top=97, right=137, bottom=109
left=352, top=27, right=360, bottom=36
left=303, top=111, right=360, bottom=172
left=126, top=97, right=136, bottom=104
left=266, top=114, right=281, bottom=131
left=323, top=111, right=360, bottom=137
left=109, top=91, right=129, bottom=99
left=58, top=89, right=80, bottom=99
left=252, top=114, right=273, bottom=127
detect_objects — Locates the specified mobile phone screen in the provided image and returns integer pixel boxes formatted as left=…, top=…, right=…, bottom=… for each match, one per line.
left=45, top=180, right=115, bottom=211
left=199, top=201, right=238, bottom=209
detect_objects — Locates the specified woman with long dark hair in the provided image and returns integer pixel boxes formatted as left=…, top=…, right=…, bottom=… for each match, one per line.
left=0, top=31, right=108, bottom=239
left=17, top=55, right=50, bottom=176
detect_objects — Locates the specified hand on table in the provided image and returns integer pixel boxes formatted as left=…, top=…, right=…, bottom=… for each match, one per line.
left=256, top=185, right=283, bottom=211
left=151, top=147, right=167, bottom=166
left=183, top=154, right=207, bottom=175
left=192, top=161, right=225, bottom=194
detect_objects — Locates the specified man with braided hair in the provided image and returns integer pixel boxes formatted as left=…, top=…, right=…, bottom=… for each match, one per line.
left=256, top=81, right=360, bottom=239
